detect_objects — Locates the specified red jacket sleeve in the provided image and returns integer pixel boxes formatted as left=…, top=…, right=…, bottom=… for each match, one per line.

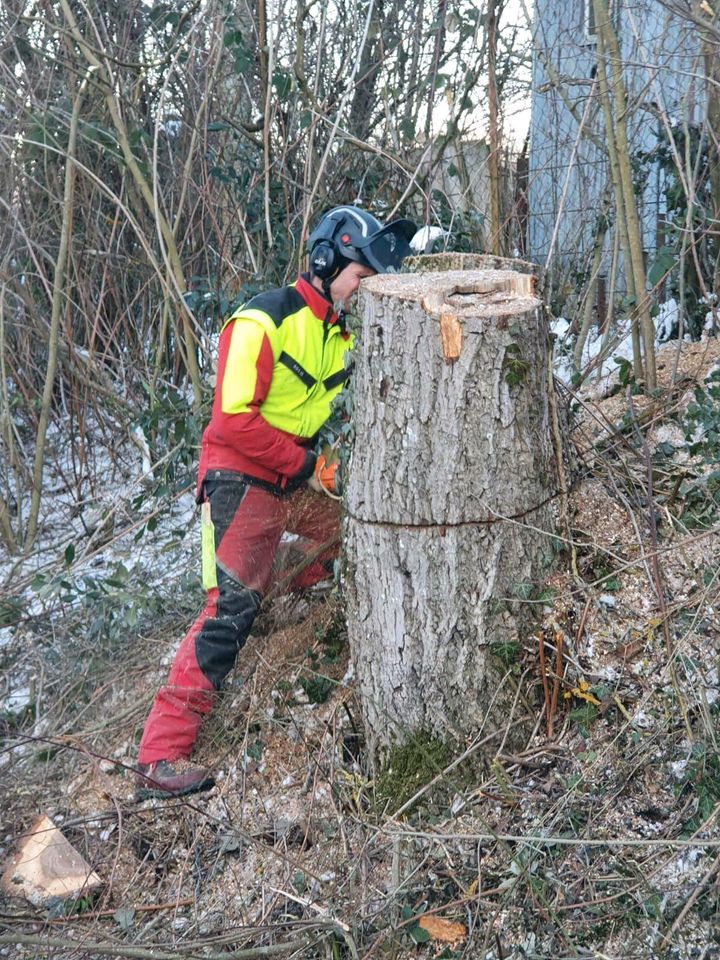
left=211, top=318, right=306, bottom=475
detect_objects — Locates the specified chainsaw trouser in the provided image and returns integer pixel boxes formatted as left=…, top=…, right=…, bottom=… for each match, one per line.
left=138, top=473, right=339, bottom=764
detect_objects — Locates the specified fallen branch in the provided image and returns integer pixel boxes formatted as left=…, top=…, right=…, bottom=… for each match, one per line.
left=50, top=898, right=194, bottom=923
left=0, top=932, right=310, bottom=960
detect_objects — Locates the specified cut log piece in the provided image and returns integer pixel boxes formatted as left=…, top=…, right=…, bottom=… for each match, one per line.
left=344, top=268, right=557, bottom=759
left=1, top=815, right=102, bottom=905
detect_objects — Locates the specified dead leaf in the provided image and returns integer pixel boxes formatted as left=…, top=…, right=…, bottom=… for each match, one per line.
left=563, top=678, right=601, bottom=706
left=417, top=915, right=467, bottom=944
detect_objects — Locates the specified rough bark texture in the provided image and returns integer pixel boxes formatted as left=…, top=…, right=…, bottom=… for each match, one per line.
left=344, top=268, right=557, bottom=759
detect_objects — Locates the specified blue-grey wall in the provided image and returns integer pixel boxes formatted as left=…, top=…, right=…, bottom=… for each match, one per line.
left=528, top=0, right=703, bottom=270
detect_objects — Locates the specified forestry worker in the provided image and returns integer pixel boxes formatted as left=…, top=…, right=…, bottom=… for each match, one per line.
left=135, top=205, right=416, bottom=799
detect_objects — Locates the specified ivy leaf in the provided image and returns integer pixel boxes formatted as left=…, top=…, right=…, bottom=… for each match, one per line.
left=648, top=245, right=677, bottom=286
left=410, top=922, right=432, bottom=943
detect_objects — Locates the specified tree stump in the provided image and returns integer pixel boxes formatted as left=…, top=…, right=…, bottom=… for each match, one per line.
left=344, top=268, right=558, bottom=760
left=405, top=251, right=538, bottom=277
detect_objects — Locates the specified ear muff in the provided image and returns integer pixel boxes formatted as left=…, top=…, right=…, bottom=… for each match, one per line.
left=310, top=241, right=338, bottom=280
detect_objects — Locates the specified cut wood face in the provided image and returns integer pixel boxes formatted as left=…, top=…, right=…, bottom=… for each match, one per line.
left=404, top=252, right=539, bottom=278
left=364, top=269, right=538, bottom=321
left=364, top=269, right=539, bottom=363
left=1, top=814, right=102, bottom=905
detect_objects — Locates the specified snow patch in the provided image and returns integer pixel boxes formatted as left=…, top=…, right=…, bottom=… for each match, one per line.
left=655, top=298, right=680, bottom=342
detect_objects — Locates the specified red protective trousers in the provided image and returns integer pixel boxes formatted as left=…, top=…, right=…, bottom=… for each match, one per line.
left=138, top=473, right=339, bottom=764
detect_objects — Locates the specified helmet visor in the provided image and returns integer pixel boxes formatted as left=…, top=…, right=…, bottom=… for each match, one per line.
left=358, top=219, right=417, bottom=273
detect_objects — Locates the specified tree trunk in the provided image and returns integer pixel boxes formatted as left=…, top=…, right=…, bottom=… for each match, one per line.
left=487, top=0, right=502, bottom=255
left=702, top=7, right=720, bottom=310
left=344, top=268, right=558, bottom=760
left=593, top=14, right=643, bottom=381
left=593, top=0, right=656, bottom=388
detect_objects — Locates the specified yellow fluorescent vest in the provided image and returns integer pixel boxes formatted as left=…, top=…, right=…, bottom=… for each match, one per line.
left=221, top=280, right=355, bottom=439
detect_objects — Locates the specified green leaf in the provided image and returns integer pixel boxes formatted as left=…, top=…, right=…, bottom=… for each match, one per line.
left=298, top=674, right=334, bottom=704
left=399, top=117, right=416, bottom=140
left=648, top=245, right=677, bottom=286
left=272, top=68, right=292, bottom=99
left=207, top=121, right=230, bottom=132
left=511, top=581, right=534, bottom=600
left=64, top=543, right=75, bottom=566
left=410, top=923, right=431, bottom=944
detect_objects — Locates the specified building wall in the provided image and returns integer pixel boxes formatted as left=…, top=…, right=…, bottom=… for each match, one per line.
left=528, top=0, right=703, bottom=268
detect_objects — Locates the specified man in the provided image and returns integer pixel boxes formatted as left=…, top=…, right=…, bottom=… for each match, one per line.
left=135, top=205, right=416, bottom=799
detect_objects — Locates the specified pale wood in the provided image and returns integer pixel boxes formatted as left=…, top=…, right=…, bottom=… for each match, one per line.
left=344, top=268, right=558, bottom=758
left=405, top=252, right=537, bottom=276
left=1, top=814, right=102, bottom=905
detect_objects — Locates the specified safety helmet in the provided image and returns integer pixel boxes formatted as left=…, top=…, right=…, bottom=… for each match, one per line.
left=308, top=205, right=417, bottom=280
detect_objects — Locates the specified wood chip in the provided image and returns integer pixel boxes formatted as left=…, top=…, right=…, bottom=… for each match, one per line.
left=417, top=915, right=467, bottom=943
left=1, top=815, right=102, bottom=905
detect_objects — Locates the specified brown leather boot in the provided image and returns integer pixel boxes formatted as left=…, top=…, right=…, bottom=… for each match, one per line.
left=135, top=760, right=215, bottom=800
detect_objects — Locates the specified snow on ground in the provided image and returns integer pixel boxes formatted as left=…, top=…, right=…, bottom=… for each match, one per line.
left=552, top=299, right=716, bottom=394
left=551, top=315, right=635, bottom=389
left=0, top=419, right=199, bottom=716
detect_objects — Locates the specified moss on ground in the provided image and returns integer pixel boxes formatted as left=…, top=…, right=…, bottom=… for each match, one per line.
left=375, top=730, right=455, bottom=814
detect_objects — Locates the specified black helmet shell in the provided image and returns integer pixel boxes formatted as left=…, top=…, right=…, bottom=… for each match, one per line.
left=308, top=205, right=416, bottom=274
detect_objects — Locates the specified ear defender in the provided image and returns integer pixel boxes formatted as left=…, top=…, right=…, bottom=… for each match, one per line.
left=310, top=241, right=338, bottom=280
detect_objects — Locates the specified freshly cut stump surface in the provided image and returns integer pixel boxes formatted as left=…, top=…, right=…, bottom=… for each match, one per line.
left=344, top=268, right=557, bottom=757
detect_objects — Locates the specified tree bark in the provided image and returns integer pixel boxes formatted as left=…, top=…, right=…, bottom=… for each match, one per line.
left=593, top=0, right=656, bottom=388
left=344, top=268, right=558, bottom=759
left=487, top=0, right=502, bottom=254
left=701, top=2, right=720, bottom=308
left=593, top=14, right=643, bottom=381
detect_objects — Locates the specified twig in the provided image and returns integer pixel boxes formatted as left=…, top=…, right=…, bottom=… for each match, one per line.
left=538, top=630, right=553, bottom=738
left=665, top=849, right=720, bottom=940
left=575, top=596, right=592, bottom=649
left=549, top=627, right=564, bottom=733
left=627, top=388, right=693, bottom=742
left=50, top=899, right=194, bottom=923
left=0, top=933, right=309, bottom=959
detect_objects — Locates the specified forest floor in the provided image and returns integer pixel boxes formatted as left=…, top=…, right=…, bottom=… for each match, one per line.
left=2, top=337, right=720, bottom=960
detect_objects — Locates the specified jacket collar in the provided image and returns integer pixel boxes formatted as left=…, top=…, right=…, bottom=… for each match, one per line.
left=296, top=273, right=338, bottom=324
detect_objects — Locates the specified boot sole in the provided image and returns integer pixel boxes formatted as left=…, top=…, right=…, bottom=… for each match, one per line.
left=135, top=775, right=215, bottom=801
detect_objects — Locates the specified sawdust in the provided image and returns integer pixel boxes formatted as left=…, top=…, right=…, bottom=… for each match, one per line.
left=575, top=337, right=720, bottom=456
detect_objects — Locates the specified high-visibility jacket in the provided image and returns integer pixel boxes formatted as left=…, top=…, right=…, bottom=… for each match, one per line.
left=197, top=274, right=354, bottom=490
